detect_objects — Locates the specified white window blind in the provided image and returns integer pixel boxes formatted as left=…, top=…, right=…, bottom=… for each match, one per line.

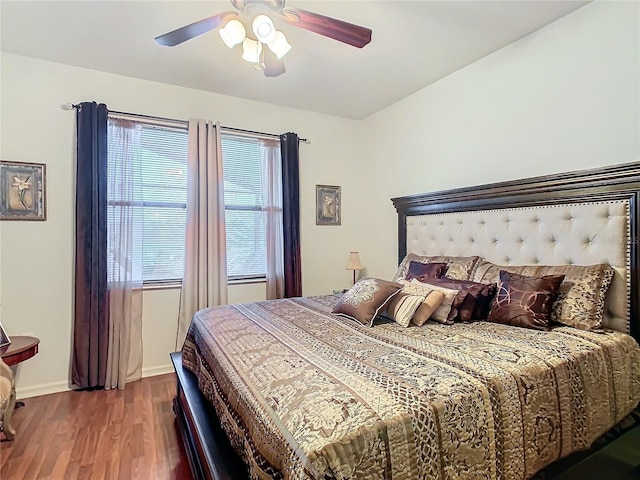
left=222, top=134, right=267, bottom=279
left=136, top=124, right=188, bottom=283
left=107, top=117, right=276, bottom=284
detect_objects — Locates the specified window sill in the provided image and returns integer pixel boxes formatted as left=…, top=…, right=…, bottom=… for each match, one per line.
left=229, top=277, right=266, bottom=286
left=143, top=282, right=181, bottom=291
left=141, top=277, right=266, bottom=291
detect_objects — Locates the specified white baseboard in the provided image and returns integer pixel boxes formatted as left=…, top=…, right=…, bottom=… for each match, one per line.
left=142, top=364, right=174, bottom=377
left=15, top=364, right=175, bottom=399
left=17, top=380, right=70, bottom=399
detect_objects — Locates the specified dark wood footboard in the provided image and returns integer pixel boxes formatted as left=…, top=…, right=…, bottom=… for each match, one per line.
left=170, top=352, right=248, bottom=480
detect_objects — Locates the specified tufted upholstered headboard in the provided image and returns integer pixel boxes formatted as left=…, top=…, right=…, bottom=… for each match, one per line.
left=391, top=162, right=640, bottom=341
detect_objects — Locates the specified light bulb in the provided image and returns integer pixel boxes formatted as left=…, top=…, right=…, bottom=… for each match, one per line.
left=268, top=31, right=291, bottom=59
left=219, top=19, right=246, bottom=48
left=252, top=14, right=276, bottom=44
left=242, top=38, right=263, bottom=63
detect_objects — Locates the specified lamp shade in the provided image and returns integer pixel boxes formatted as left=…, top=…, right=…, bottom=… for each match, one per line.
left=252, top=14, right=276, bottom=44
left=346, top=252, right=363, bottom=271
left=267, top=31, right=291, bottom=59
left=219, top=19, right=246, bottom=48
left=242, top=38, right=263, bottom=63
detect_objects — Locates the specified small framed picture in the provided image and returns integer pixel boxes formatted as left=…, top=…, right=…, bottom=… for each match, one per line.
left=0, top=322, right=10, bottom=348
left=316, top=185, right=341, bottom=226
left=0, top=160, right=47, bottom=221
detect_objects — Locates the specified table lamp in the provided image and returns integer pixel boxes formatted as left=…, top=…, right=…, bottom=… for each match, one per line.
left=346, top=252, right=364, bottom=285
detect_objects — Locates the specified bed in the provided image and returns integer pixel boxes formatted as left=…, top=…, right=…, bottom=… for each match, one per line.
left=172, top=161, right=640, bottom=480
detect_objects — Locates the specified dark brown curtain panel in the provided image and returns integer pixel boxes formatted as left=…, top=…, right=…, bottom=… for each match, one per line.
left=280, top=132, right=302, bottom=297
left=72, top=101, right=109, bottom=389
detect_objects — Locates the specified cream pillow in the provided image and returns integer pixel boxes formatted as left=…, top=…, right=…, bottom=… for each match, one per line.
left=412, top=290, right=446, bottom=326
left=384, top=293, right=426, bottom=327
left=399, top=279, right=458, bottom=325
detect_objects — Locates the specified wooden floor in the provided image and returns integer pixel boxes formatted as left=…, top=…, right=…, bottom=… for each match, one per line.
left=0, top=373, right=192, bottom=480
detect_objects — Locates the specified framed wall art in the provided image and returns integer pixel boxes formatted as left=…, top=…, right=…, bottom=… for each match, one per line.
left=316, top=185, right=341, bottom=226
left=0, top=161, right=46, bottom=221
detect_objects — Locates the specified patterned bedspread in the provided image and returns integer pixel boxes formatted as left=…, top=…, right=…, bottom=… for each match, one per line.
left=181, top=295, right=640, bottom=480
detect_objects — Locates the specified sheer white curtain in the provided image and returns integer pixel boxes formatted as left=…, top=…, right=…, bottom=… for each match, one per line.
left=176, top=119, right=228, bottom=350
left=261, top=138, right=284, bottom=299
left=106, top=118, right=144, bottom=389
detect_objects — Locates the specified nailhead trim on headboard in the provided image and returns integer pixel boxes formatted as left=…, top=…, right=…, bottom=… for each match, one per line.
left=391, top=161, right=640, bottom=341
left=406, top=201, right=630, bottom=332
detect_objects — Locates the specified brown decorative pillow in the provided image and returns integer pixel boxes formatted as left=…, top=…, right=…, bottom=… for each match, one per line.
left=393, top=253, right=480, bottom=282
left=414, top=277, right=497, bottom=322
left=383, top=293, right=427, bottom=327
left=487, top=270, right=565, bottom=330
left=405, top=261, right=448, bottom=281
left=399, top=280, right=459, bottom=324
left=471, top=260, right=615, bottom=330
left=425, top=277, right=495, bottom=320
left=333, top=278, right=402, bottom=326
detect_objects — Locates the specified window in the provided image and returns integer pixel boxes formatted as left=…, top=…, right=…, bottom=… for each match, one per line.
left=107, top=117, right=278, bottom=284
left=221, top=135, right=268, bottom=279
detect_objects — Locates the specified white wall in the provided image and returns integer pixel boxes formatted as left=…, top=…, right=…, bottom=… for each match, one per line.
left=2, top=0, right=638, bottom=398
left=0, top=53, right=363, bottom=397
left=357, top=0, right=640, bottom=281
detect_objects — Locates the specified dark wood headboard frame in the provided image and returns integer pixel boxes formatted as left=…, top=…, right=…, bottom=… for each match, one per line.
left=391, top=161, right=640, bottom=342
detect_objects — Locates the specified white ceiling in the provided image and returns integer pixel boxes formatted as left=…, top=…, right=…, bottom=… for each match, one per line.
left=1, top=0, right=589, bottom=119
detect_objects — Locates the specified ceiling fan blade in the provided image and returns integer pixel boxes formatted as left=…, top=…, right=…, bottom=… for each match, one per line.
left=263, top=49, right=286, bottom=77
left=281, top=7, right=372, bottom=48
left=155, top=11, right=237, bottom=47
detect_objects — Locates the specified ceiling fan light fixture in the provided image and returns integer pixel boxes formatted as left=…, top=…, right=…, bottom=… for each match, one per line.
left=268, top=31, right=291, bottom=59
left=154, top=0, right=373, bottom=78
left=219, top=19, right=246, bottom=48
left=252, top=14, right=276, bottom=44
left=242, top=38, right=263, bottom=63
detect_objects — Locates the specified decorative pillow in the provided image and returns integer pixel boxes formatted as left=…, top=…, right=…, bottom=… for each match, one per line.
left=550, top=266, right=615, bottom=331
left=383, top=293, right=426, bottom=327
left=415, top=277, right=497, bottom=321
left=393, top=253, right=480, bottom=282
left=411, top=290, right=446, bottom=326
left=399, top=279, right=459, bottom=325
left=487, top=270, right=565, bottom=331
left=333, top=278, right=402, bottom=326
left=471, top=260, right=615, bottom=330
left=405, top=261, right=448, bottom=281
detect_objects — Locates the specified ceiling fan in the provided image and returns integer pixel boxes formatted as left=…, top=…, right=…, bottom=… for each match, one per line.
left=154, top=0, right=372, bottom=77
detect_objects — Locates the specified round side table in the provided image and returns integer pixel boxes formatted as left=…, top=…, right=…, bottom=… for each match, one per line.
left=1, top=336, right=40, bottom=367
left=1, top=336, right=40, bottom=409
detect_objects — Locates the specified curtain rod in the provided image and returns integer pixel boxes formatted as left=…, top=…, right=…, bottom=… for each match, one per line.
left=66, top=104, right=310, bottom=144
